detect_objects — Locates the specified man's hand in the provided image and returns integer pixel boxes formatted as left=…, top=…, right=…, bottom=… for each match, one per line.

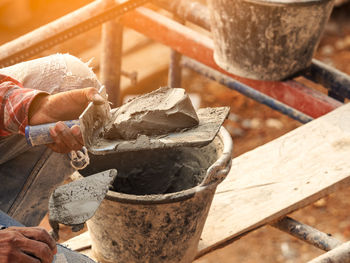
left=0, top=226, right=57, bottom=263
left=28, top=87, right=105, bottom=153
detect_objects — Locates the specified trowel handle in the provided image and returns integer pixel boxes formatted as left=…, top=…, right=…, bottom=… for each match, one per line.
left=25, top=120, right=80, bottom=146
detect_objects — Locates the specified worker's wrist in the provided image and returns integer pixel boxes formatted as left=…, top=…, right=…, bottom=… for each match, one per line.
left=0, top=225, right=7, bottom=230
left=28, top=93, right=50, bottom=125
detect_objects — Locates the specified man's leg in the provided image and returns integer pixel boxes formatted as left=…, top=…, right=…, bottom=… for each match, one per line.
left=0, top=54, right=100, bottom=226
left=0, top=210, right=96, bottom=263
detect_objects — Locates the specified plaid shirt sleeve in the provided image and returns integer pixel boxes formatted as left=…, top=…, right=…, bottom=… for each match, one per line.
left=0, top=74, right=46, bottom=137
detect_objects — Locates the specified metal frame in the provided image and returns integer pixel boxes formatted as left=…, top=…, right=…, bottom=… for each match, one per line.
left=1, top=0, right=350, bottom=261
left=181, top=57, right=313, bottom=124
left=271, top=217, right=343, bottom=252
left=119, top=6, right=344, bottom=119
left=100, top=0, right=124, bottom=106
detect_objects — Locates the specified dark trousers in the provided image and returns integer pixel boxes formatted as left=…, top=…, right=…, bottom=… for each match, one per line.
left=0, top=135, right=74, bottom=226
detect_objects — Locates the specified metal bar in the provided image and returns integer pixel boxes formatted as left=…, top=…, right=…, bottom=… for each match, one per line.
left=304, top=59, right=350, bottom=101
left=155, top=0, right=211, bottom=30
left=100, top=0, right=123, bottom=106
left=183, top=57, right=313, bottom=123
left=121, top=70, right=138, bottom=85
left=0, top=0, right=148, bottom=67
left=119, top=7, right=342, bottom=119
left=168, top=15, right=184, bottom=89
left=168, top=50, right=182, bottom=88
left=271, top=217, right=343, bottom=251
left=307, top=241, right=350, bottom=263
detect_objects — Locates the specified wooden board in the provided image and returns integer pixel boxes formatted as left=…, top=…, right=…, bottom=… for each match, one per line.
left=62, top=231, right=91, bottom=252
left=64, top=103, right=350, bottom=258
left=198, top=102, right=350, bottom=256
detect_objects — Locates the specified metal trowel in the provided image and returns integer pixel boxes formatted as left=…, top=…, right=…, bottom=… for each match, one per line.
left=48, top=169, right=117, bottom=240
left=25, top=85, right=111, bottom=148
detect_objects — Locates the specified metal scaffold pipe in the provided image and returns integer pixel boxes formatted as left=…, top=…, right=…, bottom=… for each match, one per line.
left=100, top=0, right=123, bottom=106
left=307, top=242, right=350, bottom=263
left=155, top=0, right=211, bottom=30
left=182, top=57, right=313, bottom=124
left=271, top=217, right=343, bottom=252
left=0, top=0, right=148, bottom=68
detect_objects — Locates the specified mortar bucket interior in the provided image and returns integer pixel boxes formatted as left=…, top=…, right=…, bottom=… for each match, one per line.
left=80, top=135, right=224, bottom=196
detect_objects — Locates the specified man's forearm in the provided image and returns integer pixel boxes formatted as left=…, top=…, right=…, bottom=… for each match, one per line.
left=0, top=74, right=46, bottom=136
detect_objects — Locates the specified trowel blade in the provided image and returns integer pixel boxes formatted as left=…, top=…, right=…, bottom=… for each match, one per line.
left=48, top=169, right=117, bottom=226
left=79, top=86, right=111, bottom=149
left=88, top=107, right=230, bottom=154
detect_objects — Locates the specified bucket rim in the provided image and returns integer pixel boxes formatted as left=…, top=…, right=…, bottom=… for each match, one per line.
left=105, top=127, right=233, bottom=205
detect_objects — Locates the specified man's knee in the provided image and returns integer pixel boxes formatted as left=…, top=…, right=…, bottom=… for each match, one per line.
left=0, top=54, right=100, bottom=93
left=43, top=53, right=100, bottom=93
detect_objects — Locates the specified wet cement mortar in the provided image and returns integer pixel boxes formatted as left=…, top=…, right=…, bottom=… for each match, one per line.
left=104, top=86, right=199, bottom=140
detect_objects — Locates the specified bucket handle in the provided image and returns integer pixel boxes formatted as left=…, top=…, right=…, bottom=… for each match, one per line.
left=200, top=127, right=233, bottom=187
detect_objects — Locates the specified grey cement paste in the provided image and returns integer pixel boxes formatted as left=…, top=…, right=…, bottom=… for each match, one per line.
left=104, top=87, right=199, bottom=140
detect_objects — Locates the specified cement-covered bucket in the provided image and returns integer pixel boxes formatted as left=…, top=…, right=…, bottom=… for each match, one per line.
left=79, top=127, right=233, bottom=263
left=207, top=0, right=334, bottom=80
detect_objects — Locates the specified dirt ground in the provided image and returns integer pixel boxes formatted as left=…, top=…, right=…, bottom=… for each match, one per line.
left=1, top=1, right=350, bottom=262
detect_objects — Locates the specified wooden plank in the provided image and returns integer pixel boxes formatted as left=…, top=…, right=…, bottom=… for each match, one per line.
left=198, top=102, right=350, bottom=256
left=62, top=231, right=91, bottom=252
left=64, top=103, right=350, bottom=257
